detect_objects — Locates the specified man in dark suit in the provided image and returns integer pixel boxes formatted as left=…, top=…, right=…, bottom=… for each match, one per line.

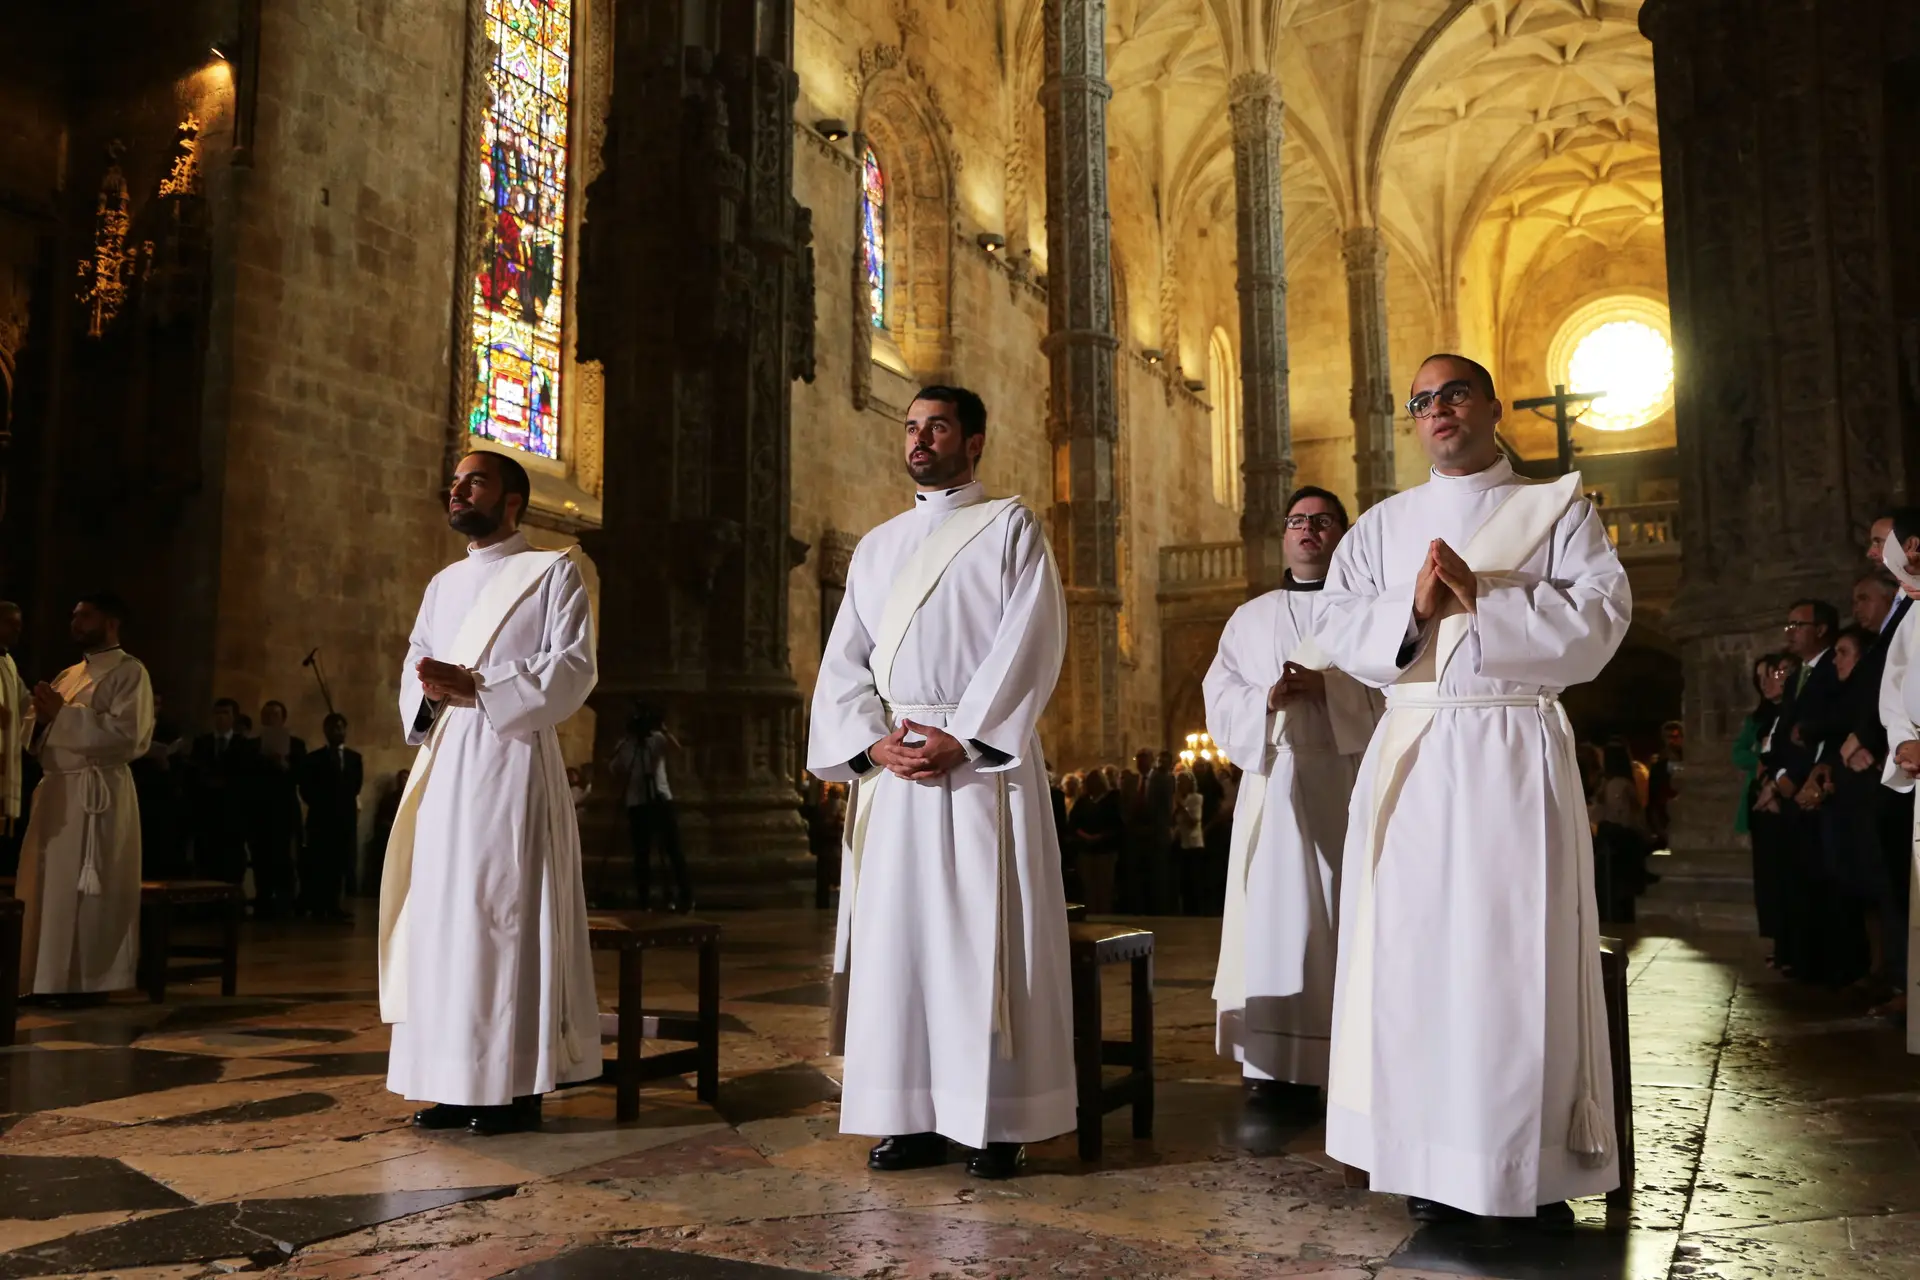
left=190, top=698, right=257, bottom=886
left=1767, top=598, right=1864, bottom=985
left=299, top=713, right=362, bottom=922
left=249, top=700, right=306, bottom=920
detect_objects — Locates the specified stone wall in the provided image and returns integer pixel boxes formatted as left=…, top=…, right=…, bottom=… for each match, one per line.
left=214, top=0, right=470, bottom=785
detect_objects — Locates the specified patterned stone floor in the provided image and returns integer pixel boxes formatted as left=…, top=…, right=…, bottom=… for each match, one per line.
left=1, top=909, right=1915, bottom=1279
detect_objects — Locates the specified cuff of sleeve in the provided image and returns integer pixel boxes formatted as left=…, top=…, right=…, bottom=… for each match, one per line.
left=848, top=751, right=879, bottom=778
left=969, top=739, right=1011, bottom=768
left=472, top=663, right=530, bottom=734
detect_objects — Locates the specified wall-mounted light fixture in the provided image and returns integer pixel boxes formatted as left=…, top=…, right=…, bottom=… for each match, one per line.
left=814, top=118, right=850, bottom=142
left=975, top=232, right=1006, bottom=253
left=1184, top=378, right=1205, bottom=393
left=210, top=44, right=229, bottom=60
left=1142, top=348, right=1163, bottom=365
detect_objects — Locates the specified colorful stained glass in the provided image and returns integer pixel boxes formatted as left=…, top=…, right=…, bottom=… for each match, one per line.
left=470, top=0, right=573, bottom=459
left=860, top=147, right=886, bottom=329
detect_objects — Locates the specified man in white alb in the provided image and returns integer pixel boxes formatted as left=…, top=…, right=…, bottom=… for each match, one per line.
left=1206, top=487, right=1382, bottom=1108
left=0, top=601, right=25, bottom=851
left=381, top=449, right=600, bottom=1135
left=1318, top=354, right=1630, bottom=1223
left=16, top=593, right=154, bottom=1000
left=808, top=384, right=1073, bottom=1180
left=1874, top=507, right=1920, bottom=1041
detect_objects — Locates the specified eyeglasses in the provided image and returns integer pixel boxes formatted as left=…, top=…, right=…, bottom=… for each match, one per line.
left=1406, top=381, right=1475, bottom=419
left=1782, top=621, right=1820, bottom=631
left=1284, top=514, right=1342, bottom=532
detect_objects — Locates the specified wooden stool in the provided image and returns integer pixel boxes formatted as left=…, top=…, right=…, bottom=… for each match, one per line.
left=0, top=895, right=21, bottom=1047
left=1064, top=901, right=1088, bottom=922
left=588, top=912, right=721, bottom=1121
left=1068, top=922, right=1154, bottom=1160
left=1600, top=937, right=1634, bottom=1209
left=140, top=880, right=243, bottom=1003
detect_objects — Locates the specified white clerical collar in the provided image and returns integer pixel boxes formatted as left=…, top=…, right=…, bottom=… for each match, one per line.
left=468, top=530, right=532, bottom=562
left=84, top=647, right=126, bottom=673
left=913, top=480, right=986, bottom=517
left=1429, top=455, right=1515, bottom=493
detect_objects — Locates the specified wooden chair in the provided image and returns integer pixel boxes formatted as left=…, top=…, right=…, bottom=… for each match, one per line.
left=588, top=912, right=721, bottom=1121
left=1068, top=921, right=1154, bottom=1161
left=1600, top=936, right=1634, bottom=1210
left=1064, top=901, right=1088, bottom=922
left=140, top=880, right=243, bottom=1003
left=0, top=895, right=20, bottom=1047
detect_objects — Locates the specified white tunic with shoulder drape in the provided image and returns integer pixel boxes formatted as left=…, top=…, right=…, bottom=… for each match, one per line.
left=1206, top=584, right=1381, bottom=1086
left=16, top=648, right=153, bottom=994
left=383, top=532, right=600, bottom=1107
left=807, top=481, right=1076, bottom=1147
left=1317, top=458, right=1629, bottom=1216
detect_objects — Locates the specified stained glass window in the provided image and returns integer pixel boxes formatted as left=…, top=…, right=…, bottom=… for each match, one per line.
left=860, top=146, right=887, bottom=330
left=469, top=0, right=573, bottom=460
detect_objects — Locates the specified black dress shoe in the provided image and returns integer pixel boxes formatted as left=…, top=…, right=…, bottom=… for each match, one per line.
left=411, top=1104, right=474, bottom=1130
left=469, top=1095, right=543, bottom=1136
left=1407, top=1197, right=1475, bottom=1224
left=1534, top=1200, right=1575, bottom=1228
left=867, top=1132, right=949, bottom=1171
left=1244, top=1079, right=1324, bottom=1112
left=965, top=1142, right=1024, bottom=1180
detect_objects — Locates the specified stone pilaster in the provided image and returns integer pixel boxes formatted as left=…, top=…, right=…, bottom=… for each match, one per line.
left=1039, top=0, right=1122, bottom=769
left=576, top=0, right=814, bottom=905
left=1640, top=0, right=1916, bottom=929
left=1229, top=72, right=1295, bottom=595
left=1342, top=226, right=1395, bottom=512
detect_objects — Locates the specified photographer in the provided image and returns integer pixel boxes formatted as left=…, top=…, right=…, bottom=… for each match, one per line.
left=610, top=703, right=691, bottom=912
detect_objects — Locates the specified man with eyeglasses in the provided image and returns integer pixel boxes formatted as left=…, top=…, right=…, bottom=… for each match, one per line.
left=1315, top=354, right=1631, bottom=1226
left=1205, top=486, right=1383, bottom=1112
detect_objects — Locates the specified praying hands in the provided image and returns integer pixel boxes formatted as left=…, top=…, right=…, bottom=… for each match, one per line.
left=416, top=657, right=477, bottom=703
left=1413, top=538, right=1477, bottom=621
left=871, top=720, right=967, bottom=781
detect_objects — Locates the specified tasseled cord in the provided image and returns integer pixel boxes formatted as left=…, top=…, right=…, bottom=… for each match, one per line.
left=991, top=772, right=1015, bottom=1060
left=1567, top=802, right=1613, bottom=1166
left=77, top=765, right=111, bottom=897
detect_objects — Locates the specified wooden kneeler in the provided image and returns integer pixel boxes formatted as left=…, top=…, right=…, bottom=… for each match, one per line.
left=1068, top=922, right=1155, bottom=1161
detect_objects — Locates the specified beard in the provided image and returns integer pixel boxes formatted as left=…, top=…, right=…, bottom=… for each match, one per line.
left=905, top=448, right=971, bottom=488
left=71, top=625, right=110, bottom=650
left=449, top=497, right=505, bottom=537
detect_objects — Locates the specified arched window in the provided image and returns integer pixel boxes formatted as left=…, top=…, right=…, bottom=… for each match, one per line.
left=1209, top=327, right=1241, bottom=511
left=860, top=146, right=887, bottom=330
left=469, top=0, right=574, bottom=460
left=1547, top=296, right=1676, bottom=434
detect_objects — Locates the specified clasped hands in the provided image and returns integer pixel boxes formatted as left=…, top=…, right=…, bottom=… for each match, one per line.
left=870, top=720, right=967, bottom=781
left=417, top=657, right=478, bottom=704
left=1413, top=538, right=1477, bottom=622
left=1896, top=740, right=1920, bottom=780
left=29, top=682, right=63, bottom=723
left=1268, top=661, right=1325, bottom=711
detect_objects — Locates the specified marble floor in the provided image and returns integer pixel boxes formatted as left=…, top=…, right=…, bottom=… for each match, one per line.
left=1, top=910, right=1915, bottom=1280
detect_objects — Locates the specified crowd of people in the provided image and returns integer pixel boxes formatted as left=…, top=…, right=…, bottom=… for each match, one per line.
left=1049, top=751, right=1239, bottom=916
left=1731, top=510, right=1919, bottom=1020
left=0, top=599, right=398, bottom=926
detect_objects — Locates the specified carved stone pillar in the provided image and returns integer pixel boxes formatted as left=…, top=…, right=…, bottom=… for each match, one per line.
left=1040, top=0, right=1121, bottom=768
left=1343, top=227, right=1395, bottom=512
left=1229, top=72, right=1295, bottom=595
left=578, top=0, right=815, bottom=905
left=1639, top=0, right=1919, bottom=928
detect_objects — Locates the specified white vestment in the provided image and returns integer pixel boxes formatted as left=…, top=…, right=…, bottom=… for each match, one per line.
left=16, top=649, right=153, bottom=994
left=1877, top=603, right=1920, bottom=1053
left=382, top=532, right=600, bottom=1107
left=0, top=651, right=24, bottom=833
left=1318, top=458, right=1629, bottom=1216
left=808, top=481, right=1076, bottom=1147
left=1206, top=584, right=1382, bottom=1086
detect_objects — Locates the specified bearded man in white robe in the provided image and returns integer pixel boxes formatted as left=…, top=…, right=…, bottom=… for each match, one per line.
left=808, top=384, right=1073, bottom=1181
left=16, top=593, right=153, bottom=999
left=1318, top=354, right=1630, bottom=1223
left=1206, top=487, right=1381, bottom=1107
left=381, top=449, right=599, bottom=1136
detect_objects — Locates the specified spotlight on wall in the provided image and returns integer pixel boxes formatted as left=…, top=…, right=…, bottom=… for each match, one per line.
left=975, top=232, right=1006, bottom=253
left=1184, top=377, right=1205, bottom=393
left=1142, top=348, right=1163, bottom=365
left=814, top=118, right=850, bottom=142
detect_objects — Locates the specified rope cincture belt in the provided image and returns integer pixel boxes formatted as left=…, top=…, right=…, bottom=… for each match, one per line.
left=45, top=763, right=111, bottom=896
left=874, top=699, right=1016, bottom=1059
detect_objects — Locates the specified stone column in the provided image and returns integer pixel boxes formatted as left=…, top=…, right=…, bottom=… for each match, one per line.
left=1343, top=227, right=1396, bottom=511
left=1639, top=0, right=1918, bottom=929
left=1229, top=71, right=1295, bottom=595
left=576, top=0, right=815, bottom=905
left=1040, top=0, right=1122, bottom=768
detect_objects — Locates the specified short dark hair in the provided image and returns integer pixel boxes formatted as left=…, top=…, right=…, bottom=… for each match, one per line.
left=262, top=700, right=288, bottom=717
left=1602, top=740, right=1635, bottom=780
left=1888, top=506, right=1920, bottom=548
left=323, top=712, right=348, bottom=732
left=1418, top=353, right=1497, bottom=399
left=213, top=697, right=240, bottom=714
left=1836, top=625, right=1874, bottom=658
left=910, top=385, right=988, bottom=439
left=1854, top=567, right=1898, bottom=591
left=79, top=591, right=129, bottom=624
left=464, top=449, right=532, bottom=510
left=1789, top=597, right=1840, bottom=639
left=1285, top=484, right=1351, bottom=530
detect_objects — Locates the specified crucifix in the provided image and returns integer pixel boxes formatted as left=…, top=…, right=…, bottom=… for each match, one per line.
left=1511, top=384, right=1602, bottom=476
